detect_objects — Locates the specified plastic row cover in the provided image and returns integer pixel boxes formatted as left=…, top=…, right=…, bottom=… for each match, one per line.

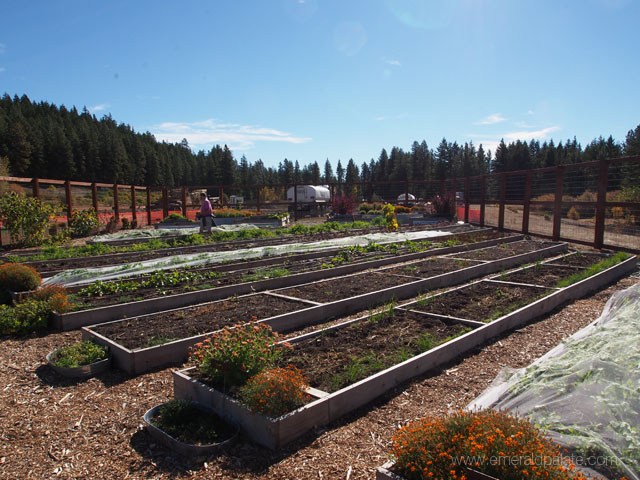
left=90, top=224, right=258, bottom=242
left=471, top=283, right=640, bottom=480
left=44, top=229, right=452, bottom=287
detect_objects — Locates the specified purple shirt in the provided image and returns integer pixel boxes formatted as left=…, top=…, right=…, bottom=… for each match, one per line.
left=200, top=198, right=212, bottom=216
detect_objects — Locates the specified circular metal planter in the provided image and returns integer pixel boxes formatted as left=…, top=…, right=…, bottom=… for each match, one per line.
left=143, top=402, right=239, bottom=457
left=46, top=350, right=111, bottom=379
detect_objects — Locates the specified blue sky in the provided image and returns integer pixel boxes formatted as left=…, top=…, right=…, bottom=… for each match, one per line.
left=1, top=0, right=639, bottom=168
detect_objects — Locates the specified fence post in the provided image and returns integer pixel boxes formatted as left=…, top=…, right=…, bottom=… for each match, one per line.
left=32, top=178, right=40, bottom=199
left=220, top=187, right=224, bottom=208
left=162, top=187, right=169, bottom=219
left=181, top=186, right=188, bottom=218
left=131, top=185, right=137, bottom=224
left=255, top=186, right=261, bottom=213
left=293, top=184, right=298, bottom=221
left=522, top=171, right=532, bottom=234
left=594, top=159, right=609, bottom=249
left=552, top=166, right=565, bottom=241
left=91, top=182, right=98, bottom=214
left=113, top=184, right=120, bottom=220
left=480, top=175, right=486, bottom=227
left=65, top=180, right=73, bottom=224
left=146, top=186, right=152, bottom=226
left=440, top=180, right=445, bottom=197
left=464, top=177, right=470, bottom=223
left=498, top=173, right=506, bottom=230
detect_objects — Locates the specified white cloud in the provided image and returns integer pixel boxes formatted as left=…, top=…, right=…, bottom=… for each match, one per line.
left=90, top=103, right=110, bottom=112
left=502, top=126, right=560, bottom=142
left=151, top=119, right=312, bottom=151
left=469, top=126, right=561, bottom=155
left=526, top=109, right=535, bottom=115
left=385, top=59, right=401, bottom=66
left=0, top=67, right=5, bottom=73
left=475, top=113, right=506, bottom=125
left=373, top=113, right=407, bottom=121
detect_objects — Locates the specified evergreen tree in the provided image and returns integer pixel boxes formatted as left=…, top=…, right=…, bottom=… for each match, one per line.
left=323, top=159, right=334, bottom=183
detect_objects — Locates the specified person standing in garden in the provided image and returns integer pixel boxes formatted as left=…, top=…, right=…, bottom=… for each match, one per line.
left=199, top=192, right=215, bottom=233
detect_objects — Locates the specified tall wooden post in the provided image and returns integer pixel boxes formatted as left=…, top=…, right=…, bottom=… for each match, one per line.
left=181, top=186, right=188, bottom=218
left=32, top=178, right=40, bottom=199
left=256, top=186, right=261, bottom=213
left=552, top=166, right=565, bottom=241
left=113, top=184, right=120, bottom=220
left=522, top=171, right=532, bottom=234
left=146, top=186, right=152, bottom=226
left=65, top=180, right=73, bottom=224
left=91, top=182, right=98, bottom=214
left=464, top=177, right=470, bottom=223
left=162, top=187, right=169, bottom=219
left=131, top=185, right=137, bottom=224
left=480, top=175, right=486, bottom=227
left=594, top=160, right=609, bottom=249
left=404, top=181, right=409, bottom=207
left=293, top=184, right=298, bottom=221
left=498, top=174, right=506, bottom=230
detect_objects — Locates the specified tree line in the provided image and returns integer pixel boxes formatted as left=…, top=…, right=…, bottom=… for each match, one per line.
left=1, top=94, right=639, bottom=188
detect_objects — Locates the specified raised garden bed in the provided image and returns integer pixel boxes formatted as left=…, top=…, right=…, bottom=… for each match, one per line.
left=26, top=224, right=471, bottom=276
left=81, top=240, right=567, bottom=375
left=413, top=281, right=550, bottom=323
left=496, top=263, right=583, bottom=287
left=378, top=257, right=482, bottom=278
left=447, top=240, right=552, bottom=261
left=143, top=401, right=239, bottom=457
left=173, top=252, right=636, bottom=450
left=52, top=231, right=521, bottom=330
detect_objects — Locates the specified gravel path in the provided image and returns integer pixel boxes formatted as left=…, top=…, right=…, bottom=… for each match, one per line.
left=0, top=269, right=637, bottom=479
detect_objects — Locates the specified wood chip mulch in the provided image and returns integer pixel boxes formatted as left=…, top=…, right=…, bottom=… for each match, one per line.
left=1, top=273, right=637, bottom=480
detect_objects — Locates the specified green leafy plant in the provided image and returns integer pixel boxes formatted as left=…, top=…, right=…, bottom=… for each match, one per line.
left=189, top=323, right=286, bottom=390
left=121, top=217, right=130, bottom=229
left=68, top=208, right=100, bottom=238
left=391, top=409, right=591, bottom=480
left=241, top=268, right=290, bottom=283
left=240, top=365, right=310, bottom=417
left=556, top=252, right=630, bottom=288
left=150, top=399, right=235, bottom=445
left=0, top=299, right=53, bottom=335
left=50, top=339, right=108, bottom=368
left=0, top=192, right=60, bottom=246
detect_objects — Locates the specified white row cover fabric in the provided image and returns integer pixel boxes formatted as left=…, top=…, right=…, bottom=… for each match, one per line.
left=470, top=282, right=640, bottom=480
left=44, top=229, right=452, bottom=287
left=90, top=224, right=259, bottom=242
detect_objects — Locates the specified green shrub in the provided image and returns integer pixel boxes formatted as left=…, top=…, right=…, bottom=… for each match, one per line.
left=240, top=366, right=310, bottom=417
left=121, top=217, right=130, bottom=229
left=0, top=263, right=42, bottom=303
left=68, top=209, right=100, bottom=238
left=50, top=340, right=108, bottom=368
left=0, top=192, right=60, bottom=246
left=0, top=299, right=52, bottom=335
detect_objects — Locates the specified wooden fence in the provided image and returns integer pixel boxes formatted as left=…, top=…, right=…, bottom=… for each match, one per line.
left=1, top=155, right=639, bottom=251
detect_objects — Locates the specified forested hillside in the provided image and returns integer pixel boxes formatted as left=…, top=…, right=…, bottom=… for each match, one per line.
left=1, top=94, right=638, bottom=186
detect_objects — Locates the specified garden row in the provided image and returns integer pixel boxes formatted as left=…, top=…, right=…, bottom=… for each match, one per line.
left=6, top=221, right=461, bottom=276
left=170, top=250, right=635, bottom=450
left=81, top=239, right=565, bottom=375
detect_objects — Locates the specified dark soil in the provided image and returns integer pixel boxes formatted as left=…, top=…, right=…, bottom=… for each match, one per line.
left=499, top=264, right=584, bottom=287
left=278, top=272, right=410, bottom=303
left=381, top=257, right=481, bottom=278
left=280, top=309, right=470, bottom=392
left=91, top=294, right=309, bottom=350
left=415, top=281, right=547, bottom=322
left=452, top=240, right=553, bottom=261
left=547, top=252, right=607, bottom=268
